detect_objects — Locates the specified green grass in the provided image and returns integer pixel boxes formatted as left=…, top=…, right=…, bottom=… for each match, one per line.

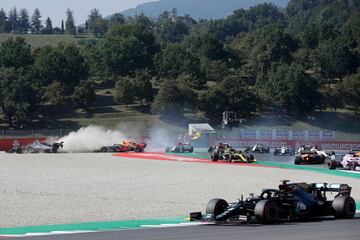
left=0, top=33, right=95, bottom=48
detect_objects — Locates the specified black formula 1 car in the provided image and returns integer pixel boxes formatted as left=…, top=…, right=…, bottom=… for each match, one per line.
left=294, top=150, right=325, bottom=165
left=274, top=146, right=295, bottom=156
left=165, top=142, right=194, bottom=153
left=208, top=143, right=255, bottom=163
left=190, top=180, right=356, bottom=224
left=245, top=144, right=270, bottom=153
left=6, top=140, right=63, bottom=154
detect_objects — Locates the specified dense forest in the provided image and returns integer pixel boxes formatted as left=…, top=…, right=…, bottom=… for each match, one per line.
left=0, top=0, right=360, bottom=128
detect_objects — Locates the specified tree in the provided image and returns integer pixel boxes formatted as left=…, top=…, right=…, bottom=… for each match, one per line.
left=267, top=63, right=321, bottom=115
left=43, top=81, right=67, bottom=106
left=156, top=43, right=203, bottom=83
left=133, top=69, right=154, bottom=105
left=42, top=17, right=53, bottom=34
left=95, top=22, right=159, bottom=79
left=33, top=43, right=88, bottom=94
left=114, top=76, right=136, bottom=107
left=0, top=8, right=10, bottom=33
left=61, top=19, right=65, bottom=34
left=0, top=67, right=38, bottom=127
left=31, top=8, right=42, bottom=34
left=72, top=80, right=96, bottom=109
left=151, top=79, right=196, bottom=117
left=18, top=9, right=30, bottom=34
left=315, top=38, right=359, bottom=81
left=88, top=8, right=108, bottom=36
left=65, top=8, right=76, bottom=35
left=340, top=73, right=360, bottom=113
left=8, top=7, right=18, bottom=33
left=109, top=13, right=125, bottom=26
left=199, top=75, right=260, bottom=118
left=0, top=37, right=33, bottom=69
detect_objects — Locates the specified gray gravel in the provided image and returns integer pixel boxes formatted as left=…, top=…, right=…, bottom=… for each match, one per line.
left=0, top=152, right=359, bottom=227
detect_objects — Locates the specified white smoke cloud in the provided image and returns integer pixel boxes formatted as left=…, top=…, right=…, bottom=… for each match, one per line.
left=59, top=125, right=128, bottom=153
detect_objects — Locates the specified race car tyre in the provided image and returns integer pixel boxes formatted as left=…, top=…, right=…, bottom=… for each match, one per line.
left=206, top=198, right=229, bottom=220
left=294, top=157, right=301, bottom=165
left=328, top=160, right=337, bottom=170
left=15, top=148, right=22, bottom=154
left=250, top=154, right=255, bottom=161
left=189, top=147, right=194, bottom=153
left=208, top=147, right=213, bottom=153
left=350, top=162, right=358, bottom=171
left=179, top=146, right=185, bottom=153
left=333, top=196, right=356, bottom=219
left=274, top=150, right=278, bottom=156
left=265, top=148, right=270, bottom=153
left=135, top=148, right=142, bottom=152
left=254, top=200, right=278, bottom=224
left=165, top=147, right=170, bottom=153
left=320, top=155, right=326, bottom=164
left=211, top=153, right=219, bottom=161
left=100, top=147, right=107, bottom=152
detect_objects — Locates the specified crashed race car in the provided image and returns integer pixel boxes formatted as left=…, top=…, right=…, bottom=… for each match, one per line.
left=294, top=150, right=325, bottom=165
left=208, top=143, right=255, bottom=163
left=98, top=141, right=146, bottom=152
left=328, top=150, right=360, bottom=171
left=274, top=146, right=295, bottom=156
left=245, top=144, right=270, bottom=153
left=190, top=180, right=356, bottom=224
left=6, top=140, right=63, bottom=154
left=165, top=142, right=194, bottom=153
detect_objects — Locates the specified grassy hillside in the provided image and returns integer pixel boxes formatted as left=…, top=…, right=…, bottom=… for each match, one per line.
left=0, top=34, right=95, bottom=48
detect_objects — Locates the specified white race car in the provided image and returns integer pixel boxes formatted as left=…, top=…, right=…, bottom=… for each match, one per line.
left=328, top=151, right=360, bottom=171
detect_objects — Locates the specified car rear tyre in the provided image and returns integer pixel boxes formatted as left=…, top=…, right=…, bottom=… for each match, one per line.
left=100, top=147, right=107, bottom=152
left=294, top=157, right=301, bottom=165
left=211, top=153, right=219, bottom=161
left=189, top=147, right=194, bottom=153
left=255, top=200, right=278, bottom=224
left=206, top=198, right=229, bottom=220
left=328, top=160, right=337, bottom=170
left=165, top=147, right=170, bottom=152
left=333, top=196, right=356, bottom=219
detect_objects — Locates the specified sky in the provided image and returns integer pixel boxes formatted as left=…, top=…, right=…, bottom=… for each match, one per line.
left=0, top=0, right=154, bottom=27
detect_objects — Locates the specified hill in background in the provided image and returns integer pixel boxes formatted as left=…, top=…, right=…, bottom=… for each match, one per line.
left=121, top=0, right=289, bottom=19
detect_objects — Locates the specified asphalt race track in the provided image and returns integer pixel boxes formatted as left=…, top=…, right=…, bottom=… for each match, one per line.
left=13, top=215, right=360, bottom=240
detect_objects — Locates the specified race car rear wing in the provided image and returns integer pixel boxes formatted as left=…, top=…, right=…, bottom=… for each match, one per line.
left=309, top=183, right=352, bottom=195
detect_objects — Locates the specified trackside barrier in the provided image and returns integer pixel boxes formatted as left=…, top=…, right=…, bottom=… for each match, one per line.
left=209, top=138, right=360, bottom=151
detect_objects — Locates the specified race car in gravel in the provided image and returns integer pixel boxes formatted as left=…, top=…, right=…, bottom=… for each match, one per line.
left=244, top=144, right=270, bottom=153
left=328, top=150, right=360, bottom=171
left=6, top=140, right=64, bottom=154
left=274, top=146, right=295, bottom=156
left=190, top=180, right=356, bottom=224
left=294, top=150, right=325, bottom=165
left=165, top=142, right=194, bottom=153
left=98, top=141, right=146, bottom=152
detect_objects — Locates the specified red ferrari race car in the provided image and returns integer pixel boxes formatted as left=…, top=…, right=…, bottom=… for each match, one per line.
left=98, top=141, right=147, bottom=153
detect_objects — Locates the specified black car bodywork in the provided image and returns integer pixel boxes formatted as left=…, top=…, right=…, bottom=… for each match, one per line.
left=165, top=143, right=194, bottom=153
left=190, top=180, right=356, bottom=224
left=245, top=144, right=270, bottom=153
